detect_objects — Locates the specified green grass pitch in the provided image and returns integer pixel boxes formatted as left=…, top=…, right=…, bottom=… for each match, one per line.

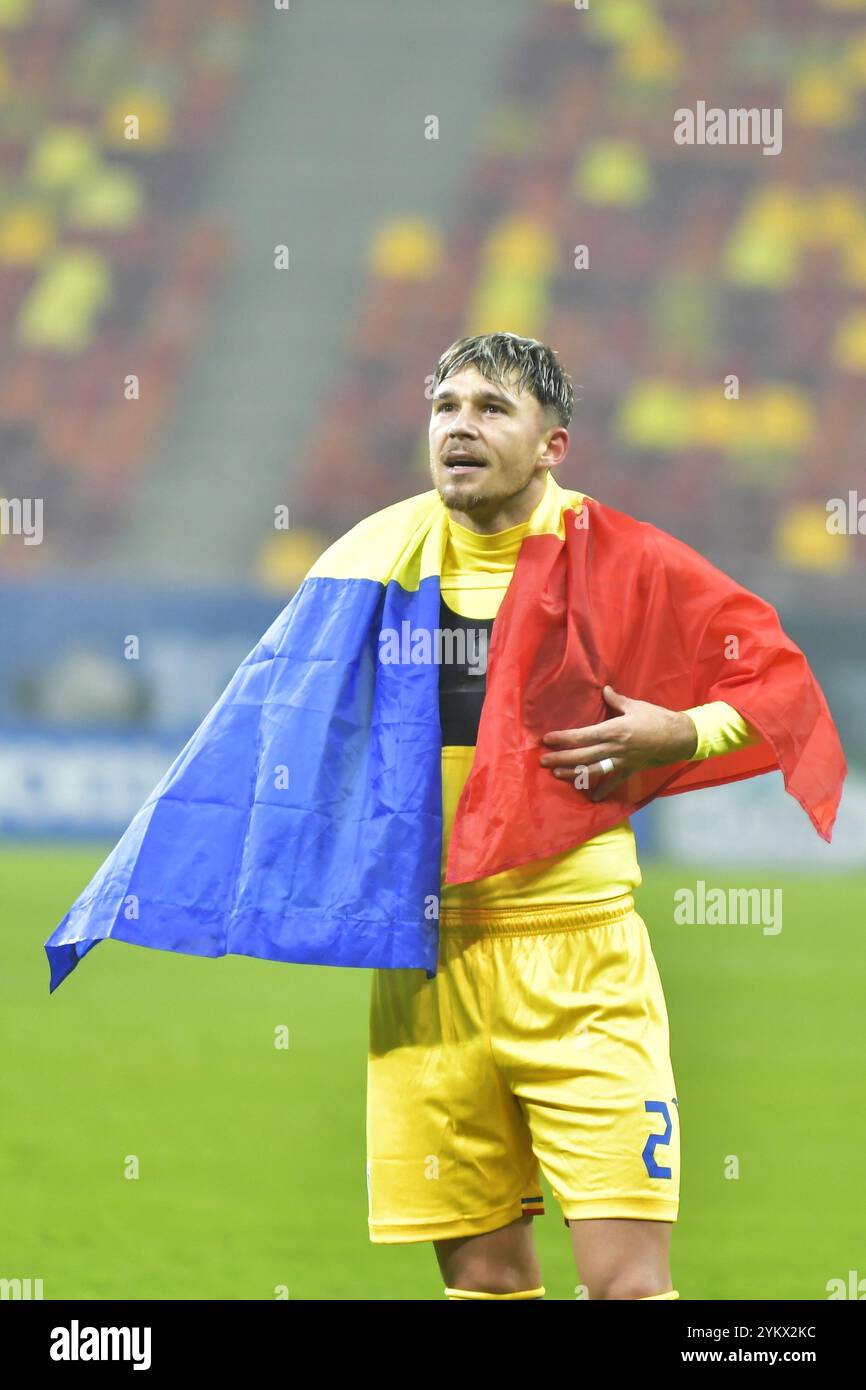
left=3, top=845, right=864, bottom=1300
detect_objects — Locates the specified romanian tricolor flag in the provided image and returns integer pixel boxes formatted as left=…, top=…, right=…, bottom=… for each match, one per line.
left=45, top=472, right=847, bottom=991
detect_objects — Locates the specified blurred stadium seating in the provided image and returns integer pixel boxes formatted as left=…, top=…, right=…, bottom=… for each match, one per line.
left=0, top=0, right=252, bottom=573
left=269, top=0, right=866, bottom=581
left=3, top=0, right=865, bottom=581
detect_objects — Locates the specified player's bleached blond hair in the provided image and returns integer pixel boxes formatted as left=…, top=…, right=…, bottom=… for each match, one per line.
left=431, top=332, right=575, bottom=429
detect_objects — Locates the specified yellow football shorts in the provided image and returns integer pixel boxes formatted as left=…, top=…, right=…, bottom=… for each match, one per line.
left=366, top=894, right=679, bottom=1242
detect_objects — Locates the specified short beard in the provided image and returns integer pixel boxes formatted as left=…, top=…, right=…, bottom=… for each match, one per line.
left=438, top=483, right=488, bottom=511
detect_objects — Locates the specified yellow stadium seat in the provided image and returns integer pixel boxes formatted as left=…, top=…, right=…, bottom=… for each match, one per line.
left=615, top=380, right=695, bottom=450
left=102, top=90, right=173, bottom=149
left=775, top=503, right=851, bottom=571
left=0, top=0, right=34, bottom=30
left=368, top=218, right=442, bottom=279
left=755, top=386, right=815, bottom=451
left=586, top=0, right=661, bottom=45
left=615, top=28, right=684, bottom=83
left=722, top=389, right=812, bottom=472
left=786, top=67, right=858, bottom=127
left=27, top=125, right=100, bottom=190
left=15, top=248, right=111, bottom=354
left=0, top=204, right=56, bottom=266
left=483, top=218, right=558, bottom=276
left=724, top=232, right=800, bottom=288
left=465, top=274, right=548, bottom=340
left=737, top=186, right=804, bottom=236
left=573, top=139, right=653, bottom=206
left=722, top=195, right=802, bottom=288
left=67, top=164, right=145, bottom=232
left=802, top=186, right=866, bottom=246
left=692, top=390, right=743, bottom=450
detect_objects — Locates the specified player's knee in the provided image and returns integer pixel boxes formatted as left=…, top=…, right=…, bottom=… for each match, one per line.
left=435, top=1217, right=541, bottom=1295
left=588, top=1270, right=673, bottom=1301
left=442, top=1262, right=539, bottom=1296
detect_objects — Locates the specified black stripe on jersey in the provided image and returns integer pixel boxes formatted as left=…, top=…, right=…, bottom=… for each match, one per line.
left=438, top=595, right=494, bottom=747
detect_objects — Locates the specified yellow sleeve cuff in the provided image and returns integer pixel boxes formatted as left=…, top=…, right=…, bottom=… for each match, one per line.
left=682, top=701, right=762, bottom=761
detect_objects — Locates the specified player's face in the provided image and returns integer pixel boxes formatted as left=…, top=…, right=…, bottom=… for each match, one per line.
left=428, top=365, right=566, bottom=530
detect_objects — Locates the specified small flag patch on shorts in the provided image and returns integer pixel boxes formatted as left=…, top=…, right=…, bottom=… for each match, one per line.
left=521, top=1194, right=545, bottom=1216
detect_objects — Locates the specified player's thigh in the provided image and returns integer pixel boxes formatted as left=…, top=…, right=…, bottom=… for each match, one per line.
left=497, top=909, right=680, bottom=1223
left=367, top=954, right=544, bottom=1244
left=434, top=1213, right=542, bottom=1294
left=569, top=1217, right=673, bottom=1300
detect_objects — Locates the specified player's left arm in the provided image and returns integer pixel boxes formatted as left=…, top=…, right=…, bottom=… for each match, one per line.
left=539, top=684, right=762, bottom=802
left=679, top=700, right=762, bottom=762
